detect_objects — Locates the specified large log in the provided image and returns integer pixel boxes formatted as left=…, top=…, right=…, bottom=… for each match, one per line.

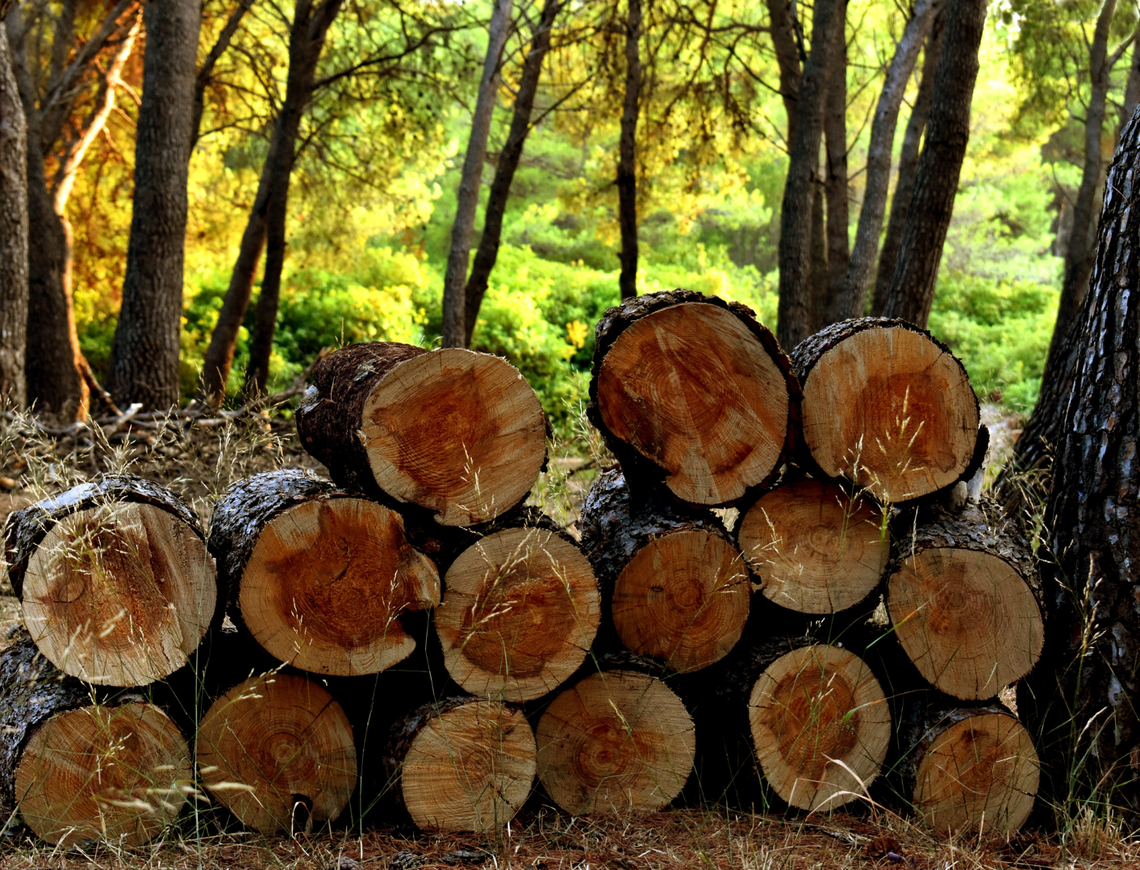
left=0, top=631, right=191, bottom=845
left=2, top=474, right=217, bottom=686
left=196, top=672, right=358, bottom=834
left=435, top=525, right=600, bottom=701
left=208, top=470, right=440, bottom=676
left=886, top=500, right=1043, bottom=701
left=579, top=470, right=750, bottom=672
left=792, top=318, right=980, bottom=504
left=588, top=289, right=798, bottom=505
left=295, top=343, right=548, bottom=526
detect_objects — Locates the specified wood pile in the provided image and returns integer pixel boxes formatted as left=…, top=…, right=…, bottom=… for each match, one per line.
left=0, top=292, right=1045, bottom=843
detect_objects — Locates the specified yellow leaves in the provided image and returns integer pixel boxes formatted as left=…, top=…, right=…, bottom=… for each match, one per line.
left=566, top=320, right=588, bottom=350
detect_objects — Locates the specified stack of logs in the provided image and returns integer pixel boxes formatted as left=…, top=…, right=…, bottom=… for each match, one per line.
left=0, top=289, right=1043, bottom=846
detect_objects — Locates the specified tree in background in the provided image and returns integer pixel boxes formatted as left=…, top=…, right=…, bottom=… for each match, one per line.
left=0, top=0, right=26, bottom=407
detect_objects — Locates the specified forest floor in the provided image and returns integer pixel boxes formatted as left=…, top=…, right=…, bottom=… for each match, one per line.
left=0, top=405, right=1135, bottom=869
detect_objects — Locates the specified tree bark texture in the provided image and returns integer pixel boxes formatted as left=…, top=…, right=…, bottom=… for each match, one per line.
left=441, top=0, right=514, bottom=345
left=765, top=0, right=801, bottom=144
left=838, top=0, right=938, bottom=321
left=463, top=0, right=561, bottom=344
left=881, top=0, right=986, bottom=327
left=616, top=0, right=643, bottom=301
left=776, top=0, right=842, bottom=350
left=0, top=27, right=27, bottom=407
left=822, top=16, right=849, bottom=322
left=107, top=0, right=202, bottom=408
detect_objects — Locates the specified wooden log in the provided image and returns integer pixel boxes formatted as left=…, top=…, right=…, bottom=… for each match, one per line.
left=383, top=696, right=535, bottom=832
left=579, top=469, right=750, bottom=673
left=208, top=470, right=440, bottom=676
left=737, top=478, right=889, bottom=615
left=0, top=631, right=191, bottom=845
left=435, top=525, right=601, bottom=702
left=2, top=474, right=217, bottom=686
left=295, top=342, right=548, bottom=527
left=196, top=672, right=358, bottom=834
left=886, top=499, right=1043, bottom=701
left=791, top=318, right=980, bottom=504
left=588, top=289, right=798, bottom=505
left=535, top=668, right=696, bottom=814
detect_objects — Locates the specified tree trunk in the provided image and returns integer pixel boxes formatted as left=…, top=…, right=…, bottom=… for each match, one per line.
left=837, top=0, right=938, bottom=321
left=807, top=176, right=830, bottom=331
left=440, top=0, right=514, bottom=345
left=881, top=0, right=987, bottom=327
left=616, top=0, right=643, bottom=301
left=776, top=0, right=842, bottom=350
left=873, top=12, right=942, bottom=316
left=765, top=0, right=801, bottom=144
left=243, top=177, right=288, bottom=397
left=463, top=0, right=561, bottom=345
left=106, top=0, right=202, bottom=409
left=822, top=9, right=849, bottom=321
left=0, top=26, right=27, bottom=407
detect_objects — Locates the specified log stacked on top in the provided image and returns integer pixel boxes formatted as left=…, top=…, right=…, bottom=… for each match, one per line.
left=0, top=296, right=1046, bottom=842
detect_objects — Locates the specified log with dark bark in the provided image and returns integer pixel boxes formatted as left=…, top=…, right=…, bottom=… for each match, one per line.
left=579, top=469, right=750, bottom=673
left=296, top=342, right=548, bottom=526
left=3, top=474, right=217, bottom=686
left=197, top=672, right=357, bottom=833
left=886, top=500, right=1042, bottom=701
left=792, top=318, right=980, bottom=504
left=535, top=668, right=696, bottom=814
left=208, top=469, right=439, bottom=676
left=0, top=631, right=191, bottom=845
left=382, top=696, right=535, bottom=831
left=588, top=290, right=798, bottom=506
left=435, top=525, right=600, bottom=701
left=737, top=478, right=889, bottom=615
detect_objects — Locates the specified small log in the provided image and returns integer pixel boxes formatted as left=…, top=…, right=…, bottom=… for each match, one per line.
left=792, top=318, right=980, bottom=504
left=3, top=474, right=217, bottom=686
left=579, top=470, right=750, bottom=672
left=535, top=669, right=696, bottom=814
left=295, top=343, right=548, bottom=526
left=0, top=631, right=191, bottom=845
left=209, top=470, right=440, bottom=676
left=737, top=478, right=889, bottom=615
left=886, top=500, right=1043, bottom=701
left=588, top=290, right=798, bottom=505
left=435, top=525, right=600, bottom=702
left=196, top=672, right=358, bottom=834
left=383, top=696, right=535, bottom=832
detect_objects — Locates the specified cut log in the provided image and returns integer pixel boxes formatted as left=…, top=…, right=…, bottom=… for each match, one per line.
left=436, top=526, right=600, bottom=701
left=209, top=470, right=440, bottom=676
left=579, top=470, right=750, bottom=672
left=3, top=474, right=217, bottom=686
left=588, top=290, right=798, bottom=505
left=886, top=500, right=1043, bottom=701
left=748, top=641, right=890, bottom=811
left=197, top=672, right=358, bottom=834
left=792, top=318, right=980, bottom=504
left=295, top=343, right=548, bottom=526
left=0, top=631, right=191, bottom=846
left=536, top=669, right=696, bottom=814
left=738, top=478, right=889, bottom=614
left=384, top=696, right=535, bottom=832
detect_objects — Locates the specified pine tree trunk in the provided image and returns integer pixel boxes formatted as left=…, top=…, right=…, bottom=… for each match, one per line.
left=765, top=0, right=801, bottom=144
left=822, top=20, right=849, bottom=322
left=0, top=27, right=27, bottom=407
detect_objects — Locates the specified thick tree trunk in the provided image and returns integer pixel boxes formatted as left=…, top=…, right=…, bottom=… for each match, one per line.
left=776, top=0, right=842, bottom=350
left=881, top=0, right=986, bottom=327
left=463, top=0, right=561, bottom=344
left=837, top=0, right=938, bottom=321
left=0, top=27, right=27, bottom=407
left=765, top=0, right=801, bottom=144
left=616, top=0, right=643, bottom=301
left=441, top=0, right=514, bottom=345
left=106, top=0, right=202, bottom=408
left=821, top=20, right=849, bottom=324
left=873, top=13, right=942, bottom=316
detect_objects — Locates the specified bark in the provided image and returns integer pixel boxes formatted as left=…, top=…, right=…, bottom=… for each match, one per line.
left=440, top=0, right=514, bottom=345
left=765, top=0, right=801, bottom=144
left=822, top=16, right=849, bottom=324
left=106, top=0, right=202, bottom=408
left=881, top=0, right=987, bottom=327
left=807, top=177, right=829, bottom=331
left=616, top=0, right=643, bottom=301
left=837, top=0, right=938, bottom=321
left=0, top=26, right=27, bottom=407
left=462, top=0, right=561, bottom=344
left=776, top=0, right=842, bottom=350
left=873, top=12, right=942, bottom=315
